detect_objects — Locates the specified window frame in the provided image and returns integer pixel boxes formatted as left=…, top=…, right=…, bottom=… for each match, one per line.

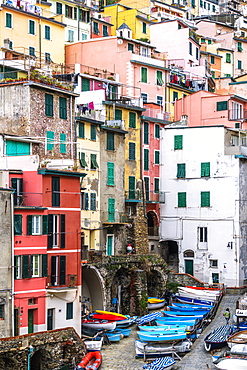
left=174, top=135, right=183, bottom=150
left=6, top=13, right=12, bottom=28
left=29, top=19, right=35, bottom=35
left=129, top=142, right=136, bottom=160
left=59, top=97, right=67, bottom=120
left=129, top=112, right=136, bottom=128
left=201, top=191, right=210, bottom=207
left=107, top=162, right=114, bottom=186
left=141, top=67, right=148, bottom=83
left=44, top=25, right=51, bottom=40
left=90, top=153, right=99, bottom=170
left=45, top=94, right=54, bottom=117
left=144, top=148, right=149, bottom=171
left=201, top=162, right=210, bottom=177
left=178, top=192, right=186, bottom=207
left=106, top=132, right=114, bottom=151
left=154, top=150, right=160, bottom=164
left=177, top=163, right=186, bottom=178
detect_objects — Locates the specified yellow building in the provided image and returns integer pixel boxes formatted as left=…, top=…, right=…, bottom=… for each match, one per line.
left=0, top=3, right=66, bottom=67
left=101, top=3, right=154, bottom=41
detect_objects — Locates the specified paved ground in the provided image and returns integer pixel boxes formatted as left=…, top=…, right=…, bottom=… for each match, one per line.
left=98, top=294, right=240, bottom=370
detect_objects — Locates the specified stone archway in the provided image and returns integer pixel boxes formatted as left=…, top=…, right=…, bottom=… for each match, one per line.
left=147, top=211, right=159, bottom=236
left=0, top=356, right=19, bottom=370
left=82, top=265, right=105, bottom=311
left=31, top=349, right=42, bottom=370
left=111, top=267, right=131, bottom=314
left=147, top=269, right=167, bottom=298
left=160, top=240, right=179, bottom=272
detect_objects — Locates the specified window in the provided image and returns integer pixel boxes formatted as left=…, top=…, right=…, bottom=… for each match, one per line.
left=78, top=123, right=85, bottom=139
left=82, top=78, right=90, bottom=91
left=48, top=214, right=65, bottom=248
left=154, top=150, right=160, bottom=164
left=14, top=215, right=22, bottom=235
left=6, top=140, right=30, bottom=156
left=31, top=255, right=40, bottom=277
left=238, top=60, right=242, bottom=70
left=232, top=101, right=243, bottom=119
left=81, top=33, right=88, bottom=40
left=79, top=9, right=90, bottom=23
left=211, top=71, right=215, bottom=79
left=210, top=259, right=218, bottom=268
left=51, top=255, right=66, bottom=285
left=141, top=67, right=147, bottom=83
left=156, top=71, right=164, bottom=86
left=173, top=91, right=178, bottom=102
left=191, top=0, right=195, bottom=7
left=45, top=94, right=53, bottom=117
left=157, top=96, right=163, bottom=106
left=29, top=20, right=35, bottom=35
left=129, top=112, right=136, bottom=128
left=81, top=192, right=89, bottom=210
left=90, top=125, right=96, bottom=141
left=201, top=162, right=210, bottom=177
left=56, top=2, right=62, bottom=14
left=6, top=13, right=12, bottom=28
left=144, top=122, right=149, bottom=144
left=45, top=25, right=50, bottom=40
left=237, top=41, right=243, bottom=52
left=46, top=131, right=54, bottom=151
left=201, top=191, right=210, bottom=207
left=107, top=162, right=114, bottom=186
left=60, top=133, right=66, bottom=154
left=29, top=47, right=35, bottom=57
left=108, top=198, right=115, bottom=222
left=74, top=7, right=77, bottom=20
left=66, top=302, right=73, bottom=320
left=68, top=30, right=74, bottom=42
left=79, top=152, right=87, bottom=168
left=52, top=177, right=60, bottom=207
left=208, top=3, right=210, bottom=9
left=216, top=101, right=228, bottom=111
left=177, top=163, right=186, bottom=178
left=189, top=42, right=192, bottom=55
left=178, top=192, right=186, bottom=207
left=90, top=154, right=98, bottom=169
left=212, top=273, right=219, bottom=283
left=144, top=149, right=149, bottom=171
left=154, top=178, right=159, bottom=193
left=103, top=25, right=108, bottom=37
left=142, top=22, right=147, bottom=34
left=174, top=135, right=183, bottom=150
left=144, top=177, right=149, bottom=201
left=208, top=39, right=212, bottom=45
left=107, top=132, right=114, bottom=151
left=115, top=109, right=122, bottom=120
left=200, top=0, right=203, bottom=6
left=128, top=176, right=136, bottom=199
left=11, top=178, right=23, bottom=206
left=226, top=53, right=231, bottom=63
left=65, top=5, right=73, bottom=18
left=90, top=193, right=96, bottom=210
left=196, top=48, right=199, bottom=60
left=129, top=142, right=136, bottom=160
left=212, top=4, right=215, bottom=11
left=178, top=23, right=181, bottom=30
left=128, top=43, right=134, bottom=51
left=204, top=1, right=206, bottom=8
left=14, top=256, right=22, bottom=279
left=141, top=93, right=148, bottom=103
left=210, top=56, right=215, bottom=65
left=93, top=22, right=99, bottom=34
left=199, top=226, right=207, bottom=242
left=155, top=124, right=160, bottom=139
left=201, top=38, right=206, bottom=43
left=27, top=215, right=48, bottom=235
left=45, top=53, right=52, bottom=63
left=59, top=97, right=67, bottom=119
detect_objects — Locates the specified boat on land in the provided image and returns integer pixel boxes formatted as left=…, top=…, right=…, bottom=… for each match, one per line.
left=167, top=306, right=210, bottom=315
left=95, top=310, right=127, bottom=318
left=76, top=350, right=102, bottom=369
left=227, top=329, right=247, bottom=348
left=186, top=285, right=222, bottom=291
left=105, top=332, right=123, bottom=342
left=204, top=325, right=234, bottom=351
left=176, top=295, right=214, bottom=306
left=172, top=302, right=212, bottom=310
left=90, top=312, right=127, bottom=321
left=178, top=287, right=220, bottom=301
left=139, top=324, right=188, bottom=332
left=82, top=319, right=116, bottom=331
left=107, top=327, right=131, bottom=337
left=143, top=356, right=176, bottom=370
left=163, top=311, right=206, bottom=319
left=137, top=331, right=187, bottom=343
left=83, top=337, right=103, bottom=352
left=135, top=339, right=192, bottom=358
left=148, top=297, right=166, bottom=310
left=116, top=316, right=137, bottom=328
left=214, top=358, right=247, bottom=369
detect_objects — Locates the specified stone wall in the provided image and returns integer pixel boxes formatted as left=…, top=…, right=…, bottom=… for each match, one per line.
left=132, top=202, right=149, bottom=255
left=167, top=272, right=205, bottom=289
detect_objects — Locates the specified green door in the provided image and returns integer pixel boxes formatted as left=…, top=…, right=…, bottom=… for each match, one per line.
left=28, top=309, right=34, bottom=334
left=107, top=236, right=113, bottom=256
left=129, top=176, right=135, bottom=199
left=47, top=308, right=54, bottom=331
left=108, top=198, right=115, bottom=222
left=185, top=260, right=194, bottom=275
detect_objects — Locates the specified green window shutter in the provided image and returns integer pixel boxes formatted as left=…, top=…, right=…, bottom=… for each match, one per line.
left=74, top=7, right=77, bottom=20
left=108, top=198, right=115, bottom=222
left=216, top=101, right=228, bottom=111
left=129, top=176, right=135, bottom=199
left=155, top=151, right=160, bottom=164
left=238, top=42, right=243, bottom=52
left=143, top=22, right=147, bottom=34
left=156, top=70, right=163, bottom=86
left=91, top=154, right=98, bottom=169
left=6, top=13, right=12, bottom=28
left=82, top=78, right=90, bottom=91
left=144, top=122, right=149, bottom=144
left=46, top=131, right=54, bottom=151
left=129, top=112, right=136, bottom=128
left=201, top=191, right=210, bottom=207
left=79, top=152, right=87, bottom=168
left=60, top=133, right=66, bottom=154
left=107, top=162, right=114, bottom=186
left=45, top=94, right=53, bottom=117
left=93, top=22, right=99, bottom=34
left=177, top=163, right=186, bottom=178
left=29, top=48, right=36, bottom=58
left=65, top=4, right=69, bottom=17
left=201, top=162, right=210, bottom=177
left=45, top=25, right=50, bottom=40
left=173, top=91, right=178, bottom=101
left=42, top=215, right=48, bottom=234
left=144, top=149, right=149, bottom=171
left=48, top=214, right=53, bottom=249
left=85, top=193, right=89, bottom=210
left=189, top=41, right=192, bottom=55
left=56, top=2, right=62, bottom=14
left=129, top=142, right=136, bottom=160
left=103, top=25, right=108, bottom=36
left=174, top=135, right=183, bottom=150
left=6, top=140, right=30, bottom=156
left=14, top=256, right=18, bottom=280
left=115, top=109, right=122, bottom=120
left=141, top=67, right=147, bottom=83
left=27, top=215, right=33, bottom=235
left=90, top=193, right=96, bottom=210
left=128, top=43, right=134, bottom=51
left=60, top=256, right=66, bottom=284
left=226, top=53, right=231, bottom=63
left=154, top=178, right=159, bottom=193
left=59, top=97, right=67, bottom=119
left=144, top=177, right=149, bottom=201
left=210, top=56, right=215, bottom=64
left=107, top=132, right=114, bottom=150
left=14, top=215, right=22, bottom=235
left=238, top=60, right=242, bottom=70
left=90, top=125, right=96, bottom=141
left=29, top=20, right=35, bottom=35
left=42, top=254, right=48, bottom=277
left=22, top=255, right=30, bottom=279
left=178, top=192, right=186, bottom=207
left=60, top=214, right=65, bottom=248
left=78, top=122, right=85, bottom=138
left=155, top=124, right=160, bottom=139
left=66, top=302, right=73, bottom=320
left=52, top=177, right=60, bottom=207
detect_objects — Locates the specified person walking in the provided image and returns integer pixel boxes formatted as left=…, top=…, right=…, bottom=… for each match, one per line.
left=223, top=308, right=231, bottom=324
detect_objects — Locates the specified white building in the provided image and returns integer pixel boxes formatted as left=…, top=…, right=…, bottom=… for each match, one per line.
left=160, top=124, right=247, bottom=287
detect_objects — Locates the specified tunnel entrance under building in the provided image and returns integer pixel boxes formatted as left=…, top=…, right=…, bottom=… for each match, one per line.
left=160, top=240, right=179, bottom=272
left=82, top=266, right=104, bottom=313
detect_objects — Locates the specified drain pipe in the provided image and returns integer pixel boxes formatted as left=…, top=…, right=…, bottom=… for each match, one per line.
left=27, top=345, right=34, bottom=370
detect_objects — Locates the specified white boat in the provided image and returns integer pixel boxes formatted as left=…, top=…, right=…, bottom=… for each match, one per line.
left=135, top=339, right=192, bottom=357
left=139, top=324, right=187, bottom=332
left=227, top=329, right=247, bottom=348
left=147, top=301, right=166, bottom=310
left=178, top=287, right=219, bottom=302
left=214, top=358, right=247, bottom=369
left=83, top=337, right=103, bottom=351
left=82, top=319, right=116, bottom=331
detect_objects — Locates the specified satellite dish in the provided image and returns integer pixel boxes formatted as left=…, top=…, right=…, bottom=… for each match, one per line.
left=117, top=39, right=123, bottom=44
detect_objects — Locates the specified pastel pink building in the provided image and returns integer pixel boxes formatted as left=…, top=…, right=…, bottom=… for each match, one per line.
left=174, top=90, right=247, bottom=129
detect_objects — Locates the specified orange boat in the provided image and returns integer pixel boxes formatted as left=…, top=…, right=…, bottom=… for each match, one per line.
left=186, top=286, right=222, bottom=291
left=77, top=351, right=102, bottom=369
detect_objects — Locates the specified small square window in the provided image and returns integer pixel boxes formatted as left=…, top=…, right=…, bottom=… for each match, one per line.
left=210, top=259, right=218, bottom=268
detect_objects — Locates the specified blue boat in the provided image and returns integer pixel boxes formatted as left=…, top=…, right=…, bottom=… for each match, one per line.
left=176, top=295, right=214, bottom=306
left=138, top=329, right=186, bottom=336
left=169, top=304, right=211, bottom=312
left=139, top=324, right=187, bottom=332
left=168, top=306, right=210, bottom=315
left=163, top=311, right=206, bottom=319
left=204, top=325, right=234, bottom=351
left=172, top=302, right=212, bottom=310
left=137, top=331, right=187, bottom=343
left=107, top=328, right=131, bottom=337
left=105, top=332, right=122, bottom=342
left=115, top=315, right=137, bottom=328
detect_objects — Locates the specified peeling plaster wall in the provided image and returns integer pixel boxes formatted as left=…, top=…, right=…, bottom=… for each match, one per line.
left=239, top=160, right=247, bottom=285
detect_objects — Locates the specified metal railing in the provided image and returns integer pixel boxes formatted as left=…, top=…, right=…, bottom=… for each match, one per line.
left=125, top=190, right=143, bottom=201
left=101, top=211, right=130, bottom=223
left=143, top=107, right=170, bottom=121
left=228, top=108, right=247, bottom=121
left=46, top=274, right=77, bottom=288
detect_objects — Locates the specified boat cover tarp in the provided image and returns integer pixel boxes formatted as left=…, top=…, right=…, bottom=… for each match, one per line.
left=136, top=312, right=163, bottom=325
left=205, top=325, right=233, bottom=343
left=143, top=356, right=176, bottom=369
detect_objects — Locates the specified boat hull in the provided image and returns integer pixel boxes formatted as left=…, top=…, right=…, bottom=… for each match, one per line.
left=77, top=351, right=102, bottom=369
left=82, top=320, right=116, bottom=331
left=214, top=358, right=247, bottom=370
left=227, top=329, right=247, bottom=348
left=204, top=325, right=233, bottom=352
left=176, top=295, right=214, bottom=306
left=137, top=331, right=187, bottom=342
left=135, top=339, right=192, bottom=357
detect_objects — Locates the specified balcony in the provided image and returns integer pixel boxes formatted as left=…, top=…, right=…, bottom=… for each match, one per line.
left=125, top=190, right=143, bottom=202
left=14, top=192, right=43, bottom=207
left=105, top=119, right=125, bottom=130
left=131, top=53, right=166, bottom=69
left=228, top=108, right=247, bottom=121
left=101, top=211, right=130, bottom=223
left=145, top=191, right=166, bottom=203
left=46, top=274, right=77, bottom=289
left=76, top=106, right=106, bottom=122
left=143, top=107, right=170, bottom=121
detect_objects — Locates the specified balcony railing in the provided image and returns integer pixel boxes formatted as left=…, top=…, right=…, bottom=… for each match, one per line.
left=105, top=119, right=125, bottom=130
left=125, top=190, right=143, bottom=201
left=131, top=53, right=166, bottom=68
left=143, top=107, right=170, bottom=121
left=76, top=106, right=106, bottom=122
left=145, top=191, right=166, bottom=203
left=101, top=211, right=130, bottom=223
left=13, top=192, right=43, bottom=207
left=46, top=274, right=77, bottom=288
left=228, top=108, right=247, bottom=121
